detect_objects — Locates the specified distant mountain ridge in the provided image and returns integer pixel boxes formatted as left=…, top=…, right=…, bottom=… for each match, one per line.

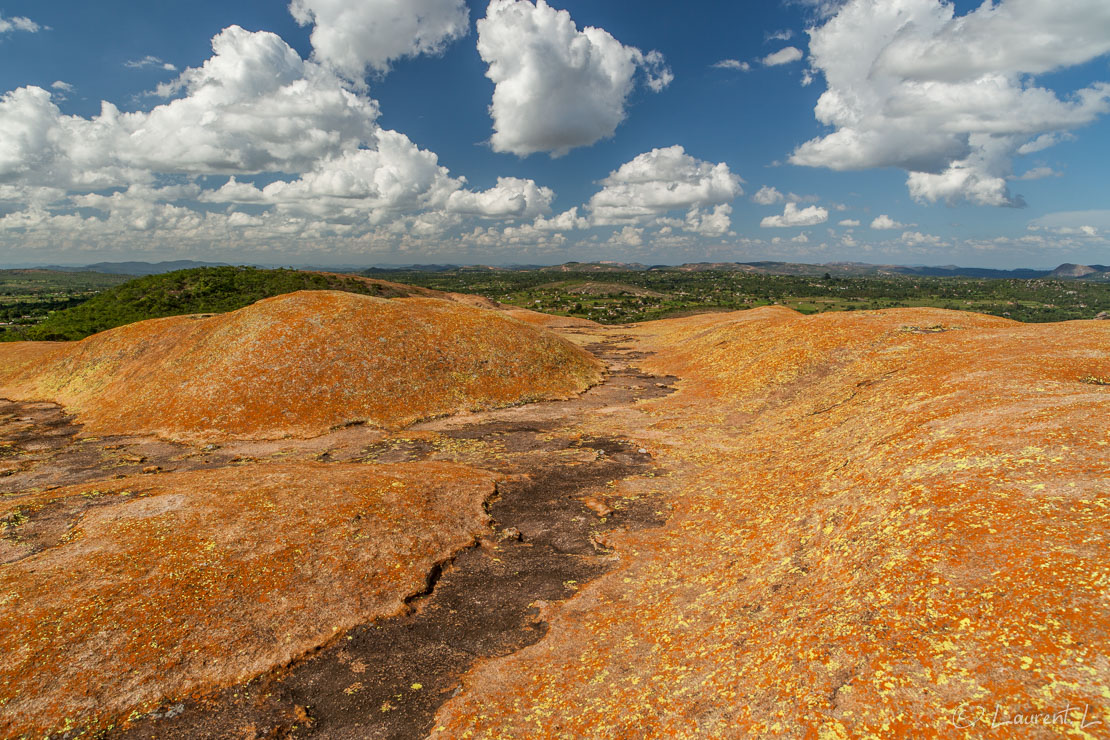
left=366, top=260, right=1103, bottom=280
left=21, top=259, right=1110, bottom=281
left=36, top=260, right=231, bottom=276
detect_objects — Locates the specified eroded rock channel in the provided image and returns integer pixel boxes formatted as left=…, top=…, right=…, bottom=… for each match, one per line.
left=2, top=335, right=676, bottom=739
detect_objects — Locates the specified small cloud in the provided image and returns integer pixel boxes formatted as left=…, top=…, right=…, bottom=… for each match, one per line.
left=0, top=15, right=41, bottom=34
left=762, top=46, right=804, bottom=67
left=1017, top=133, right=1075, bottom=155
left=901, top=231, right=944, bottom=246
left=125, top=55, right=178, bottom=72
left=712, top=59, right=751, bottom=72
left=752, top=185, right=784, bottom=205
left=1029, top=209, right=1110, bottom=233
left=761, top=202, right=829, bottom=228
left=1013, top=167, right=1062, bottom=181
left=1046, top=225, right=1099, bottom=237
left=838, top=218, right=860, bottom=227
left=870, top=214, right=912, bottom=229
left=50, top=80, right=73, bottom=100
left=766, top=29, right=795, bottom=42
left=642, top=50, right=673, bottom=93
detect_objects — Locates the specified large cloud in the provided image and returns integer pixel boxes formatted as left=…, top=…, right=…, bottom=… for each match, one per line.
left=199, top=131, right=461, bottom=223
left=0, top=24, right=559, bottom=255
left=0, top=26, right=379, bottom=189
left=200, top=133, right=553, bottom=224
left=289, top=0, right=470, bottom=80
left=477, top=0, right=672, bottom=157
left=587, top=146, right=743, bottom=231
left=791, top=0, right=1110, bottom=206
left=446, top=177, right=554, bottom=220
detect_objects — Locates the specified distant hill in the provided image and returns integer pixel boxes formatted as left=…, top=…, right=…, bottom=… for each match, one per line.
left=1049, top=263, right=1110, bottom=280
left=17, top=266, right=445, bottom=341
left=35, top=260, right=232, bottom=276
left=883, top=265, right=1053, bottom=279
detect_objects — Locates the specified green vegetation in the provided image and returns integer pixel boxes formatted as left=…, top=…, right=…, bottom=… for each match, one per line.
left=0, top=270, right=132, bottom=334
left=0, top=270, right=131, bottom=294
left=1, top=267, right=400, bottom=341
left=374, top=270, right=1110, bottom=325
left=3, top=265, right=1107, bottom=343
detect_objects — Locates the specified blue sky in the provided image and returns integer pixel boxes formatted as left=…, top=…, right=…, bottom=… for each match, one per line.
left=1, top=0, right=1108, bottom=267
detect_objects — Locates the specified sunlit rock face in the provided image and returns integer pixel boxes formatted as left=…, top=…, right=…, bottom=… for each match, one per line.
left=0, top=289, right=603, bottom=442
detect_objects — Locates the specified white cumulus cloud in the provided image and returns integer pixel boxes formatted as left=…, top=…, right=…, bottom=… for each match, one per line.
left=791, top=0, right=1110, bottom=206
left=838, top=218, right=860, bottom=227
left=0, top=23, right=561, bottom=256
left=477, top=0, right=672, bottom=157
left=684, top=204, right=734, bottom=237
left=200, top=131, right=461, bottom=220
left=0, top=26, right=381, bottom=189
left=587, top=146, right=743, bottom=233
left=760, top=202, right=828, bottom=227
left=289, top=0, right=470, bottom=80
left=198, top=130, right=556, bottom=225
left=447, top=176, right=554, bottom=220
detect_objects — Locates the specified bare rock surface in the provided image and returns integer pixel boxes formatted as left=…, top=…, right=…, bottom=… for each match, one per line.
left=2, top=300, right=1108, bottom=738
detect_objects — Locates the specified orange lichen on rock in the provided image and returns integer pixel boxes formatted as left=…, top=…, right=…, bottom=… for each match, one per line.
left=0, top=461, right=497, bottom=737
left=0, top=290, right=601, bottom=442
left=498, top=307, right=601, bottom=329
left=432, top=307, right=1110, bottom=738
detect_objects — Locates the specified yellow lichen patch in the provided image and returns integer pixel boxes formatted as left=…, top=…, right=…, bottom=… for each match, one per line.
left=432, top=308, right=1110, bottom=738
left=0, top=461, right=497, bottom=737
left=0, top=290, right=602, bottom=442
left=0, top=340, right=67, bottom=386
